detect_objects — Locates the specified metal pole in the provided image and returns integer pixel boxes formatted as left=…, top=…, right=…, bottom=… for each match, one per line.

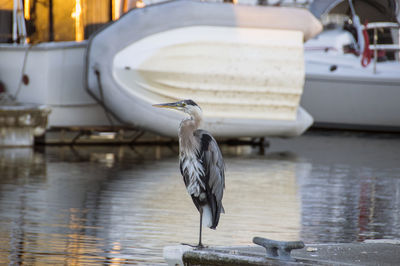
left=373, top=28, right=378, bottom=74
left=20, top=0, right=27, bottom=43
left=12, top=0, right=18, bottom=43
left=17, top=0, right=27, bottom=44
left=348, top=0, right=364, bottom=54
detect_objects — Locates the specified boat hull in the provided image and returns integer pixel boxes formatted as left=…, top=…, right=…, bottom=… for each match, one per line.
left=303, top=28, right=400, bottom=131
left=86, top=0, right=322, bottom=138
left=0, top=42, right=112, bottom=128
left=303, top=70, right=400, bottom=130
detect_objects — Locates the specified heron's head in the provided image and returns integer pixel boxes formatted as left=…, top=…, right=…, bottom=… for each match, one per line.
left=153, top=99, right=202, bottom=117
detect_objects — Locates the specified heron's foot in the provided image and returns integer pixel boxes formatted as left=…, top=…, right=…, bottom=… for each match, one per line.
left=196, top=243, right=205, bottom=249
left=180, top=243, right=206, bottom=249
left=180, top=242, right=196, bottom=248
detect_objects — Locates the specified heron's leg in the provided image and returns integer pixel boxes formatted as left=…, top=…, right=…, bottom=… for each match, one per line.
left=180, top=207, right=205, bottom=248
left=181, top=208, right=204, bottom=248
left=198, top=207, right=204, bottom=248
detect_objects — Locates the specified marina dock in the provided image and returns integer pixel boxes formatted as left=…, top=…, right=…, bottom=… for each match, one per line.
left=165, top=240, right=400, bottom=265
left=0, top=101, right=50, bottom=147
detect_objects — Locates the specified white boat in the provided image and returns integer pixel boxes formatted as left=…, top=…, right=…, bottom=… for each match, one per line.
left=0, top=41, right=112, bottom=128
left=302, top=0, right=400, bottom=131
left=86, top=0, right=322, bottom=138
left=0, top=0, right=115, bottom=129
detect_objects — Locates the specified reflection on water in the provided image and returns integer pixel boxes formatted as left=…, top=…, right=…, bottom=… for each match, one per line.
left=269, top=131, right=400, bottom=244
left=0, top=131, right=399, bottom=264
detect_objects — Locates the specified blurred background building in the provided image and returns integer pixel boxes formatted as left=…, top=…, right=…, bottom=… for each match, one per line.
left=0, top=0, right=313, bottom=43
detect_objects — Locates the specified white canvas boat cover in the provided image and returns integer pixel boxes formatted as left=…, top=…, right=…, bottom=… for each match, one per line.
left=86, top=0, right=321, bottom=137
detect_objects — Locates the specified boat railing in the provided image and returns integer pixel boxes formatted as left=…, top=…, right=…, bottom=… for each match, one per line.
left=362, top=22, right=400, bottom=73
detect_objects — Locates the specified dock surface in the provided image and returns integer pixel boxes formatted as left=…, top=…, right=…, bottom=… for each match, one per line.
left=165, top=240, right=400, bottom=265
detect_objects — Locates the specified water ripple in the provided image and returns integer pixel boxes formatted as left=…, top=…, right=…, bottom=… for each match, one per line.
left=1, top=132, right=400, bottom=264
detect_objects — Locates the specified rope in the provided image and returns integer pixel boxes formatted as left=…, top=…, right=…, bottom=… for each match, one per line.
left=361, top=22, right=372, bottom=67
left=13, top=44, right=32, bottom=100
left=94, top=69, right=115, bottom=126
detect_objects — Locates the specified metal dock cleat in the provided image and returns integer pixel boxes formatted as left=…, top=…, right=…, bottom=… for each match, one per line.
left=253, top=236, right=305, bottom=261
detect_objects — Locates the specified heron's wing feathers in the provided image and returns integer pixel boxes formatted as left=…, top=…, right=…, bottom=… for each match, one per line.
left=195, top=130, right=225, bottom=197
left=195, top=129, right=225, bottom=223
left=205, top=137, right=225, bottom=203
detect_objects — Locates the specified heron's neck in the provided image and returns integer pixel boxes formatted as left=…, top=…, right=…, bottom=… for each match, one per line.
left=179, top=112, right=202, bottom=156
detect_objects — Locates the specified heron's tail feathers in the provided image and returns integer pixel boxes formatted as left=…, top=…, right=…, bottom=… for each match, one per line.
left=209, top=203, right=224, bottom=230
left=200, top=198, right=224, bottom=230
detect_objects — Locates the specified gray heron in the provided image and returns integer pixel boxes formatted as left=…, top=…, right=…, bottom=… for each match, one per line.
left=153, top=99, right=225, bottom=248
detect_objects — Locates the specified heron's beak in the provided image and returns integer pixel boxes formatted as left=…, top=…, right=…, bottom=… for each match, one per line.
left=152, top=102, right=181, bottom=109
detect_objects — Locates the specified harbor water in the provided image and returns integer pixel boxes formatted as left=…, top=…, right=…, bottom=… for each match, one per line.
left=0, top=130, right=399, bottom=264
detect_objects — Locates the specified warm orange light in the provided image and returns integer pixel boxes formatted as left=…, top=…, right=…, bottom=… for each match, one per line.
left=136, top=0, right=145, bottom=8
left=109, top=242, right=125, bottom=265
left=123, top=0, right=129, bottom=13
left=232, top=0, right=238, bottom=4
left=71, top=0, right=82, bottom=19
left=71, top=0, right=83, bottom=41
left=112, top=0, right=122, bottom=20
left=24, top=0, right=30, bottom=20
